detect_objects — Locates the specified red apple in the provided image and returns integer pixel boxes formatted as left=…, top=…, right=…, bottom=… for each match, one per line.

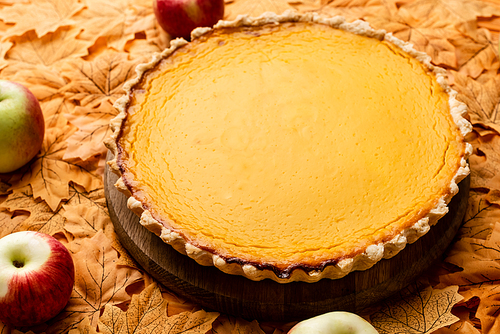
left=289, top=311, right=379, bottom=334
left=0, top=80, right=44, bottom=174
left=153, top=0, right=224, bottom=40
left=0, top=231, right=75, bottom=327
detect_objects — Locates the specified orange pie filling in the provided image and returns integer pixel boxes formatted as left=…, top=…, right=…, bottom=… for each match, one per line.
left=108, top=12, right=471, bottom=282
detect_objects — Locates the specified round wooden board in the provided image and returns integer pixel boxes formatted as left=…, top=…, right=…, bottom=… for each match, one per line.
left=104, top=152, right=470, bottom=322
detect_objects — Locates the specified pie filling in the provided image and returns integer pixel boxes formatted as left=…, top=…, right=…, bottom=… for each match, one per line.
left=110, top=13, right=471, bottom=281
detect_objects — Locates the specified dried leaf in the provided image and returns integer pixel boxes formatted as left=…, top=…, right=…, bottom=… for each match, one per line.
left=0, top=40, right=12, bottom=70
left=224, top=0, right=295, bottom=20
left=211, top=315, right=266, bottom=334
left=98, top=282, right=168, bottom=334
left=63, top=204, right=111, bottom=240
left=468, top=134, right=500, bottom=191
left=73, top=0, right=155, bottom=51
left=60, top=50, right=141, bottom=108
left=63, top=104, right=117, bottom=161
left=370, top=284, right=463, bottom=333
left=11, top=126, right=103, bottom=211
left=99, top=282, right=219, bottom=334
left=5, top=27, right=91, bottom=67
left=40, top=95, right=74, bottom=130
left=396, top=0, right=500, bottom=34
left=1, top=63, right=68, bottom=101
left=161, top=310, right=219, bottom=334
left=0, top=209, right=28, bottom=239
left=0, top=0, right=84, bottom=39
left=162, top=289, right=199, bottom=317
left=459, top=189, right=500, bottom=239
left=452, top=72, right=500, bottom=134
left=437, top=222, right=500, bottom=333
left=44, top=231, right=143, bottom=333
left=453, top=29, right=499, bottom=78
left=0, top=184, right=107, bottom=236
left=69, top=316, right=99, bottom=334
left=431, top=305, right=481, bottom=334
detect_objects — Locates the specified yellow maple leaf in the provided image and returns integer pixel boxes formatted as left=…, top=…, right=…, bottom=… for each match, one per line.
left=72, top=0, right=155, bottom=52
left=431, top=305, right=481, bottom=334
left=397, top=0, right=500, bottom=34
left=98, top=282, right=169, bottom=334
left=1, top=63, right=68, bottom=101
left=6, top=27, right=92, bottom=67
left=0, top=40, right=13, bottom=70
left=0, top=185, right=67, bottom=235
left=98, top=283, right=219, bottom=334
left=458, top=189, right=500, bottom=240
left=451, top=72, right=500, bottom=135
left=41, top=231, right=144, bottom=334
left=438, top=222, right=500, bottom=333
left=212, top=315, right=266, bottom=334
left=0, top=0, right=84, bottom=39
left=0, top=184, right=107, bottom=236
left=63, top=104, right=117, bottom=161
left=468, top=134, right=500, bottom=191
left=60, top=50, right=142, bottom=108
left=370, top=283, right=463, bottom=333
left=63, top=204, right=112, bottom=240
left=224, top=0, right=296, bottom=20
left=452, top=29, right=499, bottom=78
left=0, top=208, right=28, bottom=239
left=9, top=126, right=103, bottom=211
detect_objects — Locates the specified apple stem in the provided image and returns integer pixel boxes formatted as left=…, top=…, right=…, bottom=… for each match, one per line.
left=13, top=260, right=24, bottom=268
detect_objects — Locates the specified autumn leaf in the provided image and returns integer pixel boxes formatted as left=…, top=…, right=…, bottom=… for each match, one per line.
left=0, top=184, right=107, bottom=237
left=458, top=189, right=500, bottom=240
left=0, top=40, right=12, bottom=70
left=396, top=0, right=500, bottom=34
left=224, top=0, right=296, bottom=20
left=40, top=95, right=76, bottom=130
left=162, top=288, right=200, bottom=317
left=60, top=50, right=141, bottom=108
left=0, top=185, right=67, bottom=235
left=452, top=72, right=500, bottom=135
left=63, top=104, right=117, bottom=161
left=97, top=282, right=169, bottom=334
left=211, top=315, right=266, bottom=334
left=452, top=29, right=499, bottom=78
left=10, top=126, right=103, bottom=211
left=468, top=134, right=500, bottom=191
left=0, top=0, right=84, bottom=39
left=69, top=316, right=99, bottom=334
left=438, top=222, right=500, bottom=333
left=5, top=27, right=92, bottom=67
left=98, top=282, right=219, bottom=334
left=439, top=221, right=500, bottom=297
left=39, top=231, right=143, bottom=334
left=431, top=305, right=481, bottom=333
left=63, top=204, right=112, bottom=241
left=370, top=283, right=463, bottom=333
left=73, top=0, right=155, bottom=52
left=0, top=209, right=28, bottom=239
left=1, top=63, right=68, bottom=101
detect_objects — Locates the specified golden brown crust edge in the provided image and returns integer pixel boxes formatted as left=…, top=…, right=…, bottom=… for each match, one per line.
left=105, top=10, right=472, bottom=283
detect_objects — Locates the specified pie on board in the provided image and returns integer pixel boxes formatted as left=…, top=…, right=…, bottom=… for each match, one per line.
left=106, top=11, right=472, bottom=283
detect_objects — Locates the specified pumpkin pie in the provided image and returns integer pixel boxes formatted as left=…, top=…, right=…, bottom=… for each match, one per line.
left=106, top=11, right=472, bottom=283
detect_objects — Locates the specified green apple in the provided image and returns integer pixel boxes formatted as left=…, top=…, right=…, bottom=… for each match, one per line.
left=289, top=311, right=379, bottom=334
left=0, top=80, right=44, bottom=173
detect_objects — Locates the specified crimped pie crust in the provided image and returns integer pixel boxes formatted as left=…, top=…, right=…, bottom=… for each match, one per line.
left=105, top=11, right=472, bottom=283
